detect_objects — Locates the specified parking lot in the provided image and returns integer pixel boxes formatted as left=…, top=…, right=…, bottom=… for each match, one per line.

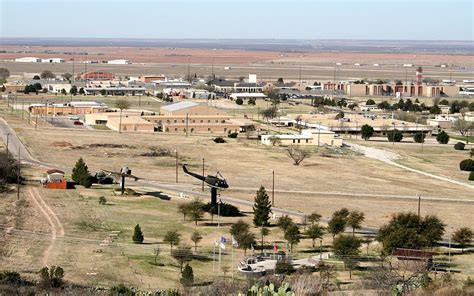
left=45, top=116, right=87, bottom=129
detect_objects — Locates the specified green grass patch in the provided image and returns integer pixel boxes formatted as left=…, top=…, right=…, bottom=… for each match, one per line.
left=449, top=134, right=474, bottom=143
left=91, top=124, right=110, bottom=130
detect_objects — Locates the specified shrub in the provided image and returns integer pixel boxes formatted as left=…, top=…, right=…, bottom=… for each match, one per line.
left=213, top=137, right=226, bottom=143
left=454, top=142, right=465, bottom=150
left=387, top=129, right=403, bottom=142
left=248, top=98, right=256, bottom=105
left=132, top=224, right=144, bottom=243
left=98, top=196, right=107, bottom=205
left=228, top=132, right=238, bottom=138
left=202, top=202, right=242, bottom=217
left=413, top=132, right=425, bottom=143
left=460, top=159, right=474, bottom=171
left=39, top=266, right=64, bottom=288
left=436, top=130, right=450, bottom=144
left=469, top=171, right=474, bottom=181
left=275, top=261, right=295, bottom=275
left=111, top=283, right=135, bottom=295
left=235, top=98, right=243, bottom=105
left=0, top=271, right=23, bottom=285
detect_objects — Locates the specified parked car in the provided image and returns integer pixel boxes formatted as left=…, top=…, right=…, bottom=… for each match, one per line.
left=73, top=120, right=83, bottom=125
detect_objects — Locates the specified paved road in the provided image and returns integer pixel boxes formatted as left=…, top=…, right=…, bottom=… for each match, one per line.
left=1, top=117, right=35, bottom=162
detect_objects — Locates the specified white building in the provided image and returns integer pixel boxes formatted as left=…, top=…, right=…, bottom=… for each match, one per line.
left=42, top=58, right=65, bottom=63
left=15, top=57, right=42, bottom=63
left=230, top=93, right=267, bottom=100
left=46, top=83, right=72, bottom=94
left=108, top=59, right=131, bottom=65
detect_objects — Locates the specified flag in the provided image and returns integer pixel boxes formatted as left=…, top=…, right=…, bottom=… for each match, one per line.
left=273, top=243, right=278, bottom=253
left=220, top=235, right=227, bottom=250
left=232, top=236, right=239, bottom=247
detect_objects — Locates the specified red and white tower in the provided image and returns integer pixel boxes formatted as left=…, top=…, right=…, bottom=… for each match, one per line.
left=416, top=67, right=423, bottom=85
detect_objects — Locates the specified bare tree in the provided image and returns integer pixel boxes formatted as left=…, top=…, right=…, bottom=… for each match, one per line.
left=287, top=145, right=309, bottom=165
left=269, top=136, right=281, bottom=146
left=453, top=118, right=473, bottom=138
left=153, top=246, right=160, bottom=264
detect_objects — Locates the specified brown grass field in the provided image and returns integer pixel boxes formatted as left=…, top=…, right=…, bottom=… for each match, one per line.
left=1, top=45, right=473, bottom=81
left=1, top=97, right=473, bottom=288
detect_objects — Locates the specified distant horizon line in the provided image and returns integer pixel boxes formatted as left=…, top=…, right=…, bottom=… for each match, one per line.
left=1, top=37, right=472, bottom=42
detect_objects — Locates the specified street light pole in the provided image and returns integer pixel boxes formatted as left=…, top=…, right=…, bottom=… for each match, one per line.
left=175, top=150, right=178, bottom=183
left=355, top=121, right=358, bottom=140
left=318, top=122, right=321, bottom=147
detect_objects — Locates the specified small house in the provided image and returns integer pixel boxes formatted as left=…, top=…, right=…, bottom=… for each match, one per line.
left=44, top=169, right=67, bottom=189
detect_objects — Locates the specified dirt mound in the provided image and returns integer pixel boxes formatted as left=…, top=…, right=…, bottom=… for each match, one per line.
left=50, top=141, right=73, bottom=147
left=71, top=143, right=136, bottom=150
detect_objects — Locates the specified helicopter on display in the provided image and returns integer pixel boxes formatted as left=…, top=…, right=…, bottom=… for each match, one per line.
left=101, top=167, right=140, bottom=195
left=182, top=164, right=228, bottom=206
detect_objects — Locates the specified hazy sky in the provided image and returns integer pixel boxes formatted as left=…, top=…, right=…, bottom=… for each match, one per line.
left=1, top=0, right=472, bottom=40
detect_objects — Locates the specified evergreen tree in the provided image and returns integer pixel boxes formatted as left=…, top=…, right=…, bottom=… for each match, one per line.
left=387, top=129, right=403, bottom=142
left=71, top=157, right=92, bottom=187
left=413, top=132, right=425, bottom=143
left=180, top=264, right=194, bottom=286
left=436, top=130, right=450, bottom=144
left=132, top=224, right=144, bottom=243
left=361, top=124, right=374, bottom=140
left=253, top=186, right=272, bottom=227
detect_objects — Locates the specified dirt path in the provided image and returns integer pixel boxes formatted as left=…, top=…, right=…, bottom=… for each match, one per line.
left=27, top=187, right=64, bottom=266
left=347, top=143, right=474, bottom=190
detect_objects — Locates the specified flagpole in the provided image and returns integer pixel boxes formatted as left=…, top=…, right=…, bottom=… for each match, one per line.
left=231, top=239, right=234, bottom=280
left=213, top=239, right=216, bottom=272
left=219, top=238, right=222, bottom=275
left=218, top=201, right=221, bottom=275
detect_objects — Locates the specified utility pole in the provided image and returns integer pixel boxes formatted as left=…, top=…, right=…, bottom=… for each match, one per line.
left=355, top=121, right=358, bottom=140
left=417, top=194, right=421, bottom=217
left=202, top=158, right=205, bottom=192
left=272, top=170, right=275, bottom=206
left=211, top=57, right=215, bottom=80
left=187, top=56, right=191, bottom=82
left=17, top=146, right=21, bottom=200
left=299, top=61, right=302, bottom=83
left=318, top=123, right=321, bottom=147
left=185, top=113, right=189, bottom=137
left=6, top=133, right=10, bottom=155
left=72, top=54, right=75, bottom=85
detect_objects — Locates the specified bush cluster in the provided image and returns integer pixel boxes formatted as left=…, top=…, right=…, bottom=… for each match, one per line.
left=202, top=202, right=242, bottom=217
left=454, top=142, right=465, bottom=150
left=460, top=159, right=474, bottom=171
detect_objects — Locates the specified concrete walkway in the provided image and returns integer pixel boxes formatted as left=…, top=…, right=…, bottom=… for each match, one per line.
left=347, top=143, right=474, bottom=190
